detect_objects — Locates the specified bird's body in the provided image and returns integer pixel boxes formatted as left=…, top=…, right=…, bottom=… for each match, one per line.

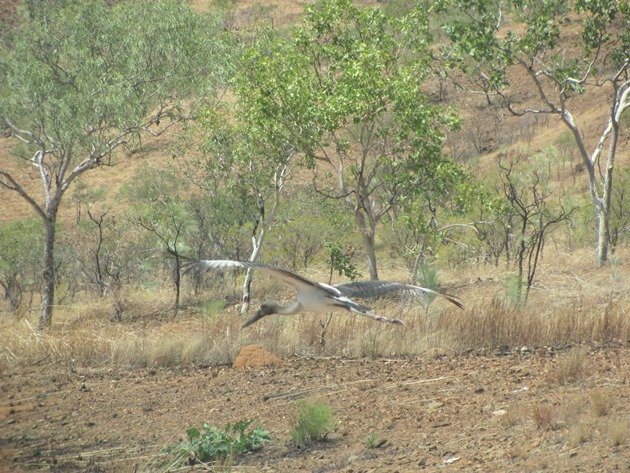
left=184, top=259, right=463, bottom=327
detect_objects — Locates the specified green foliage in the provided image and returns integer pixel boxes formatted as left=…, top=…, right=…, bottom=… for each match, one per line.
left=416, top=262, right=438, bottom=292
left=200, top=299, right=226, bottom=317
left=505, top=273, right=525, bottom=307
left=0, top=0, right=231, bottom=154
left=234, top=0, right=464, bottom=277
left=440, top=0, right=629, bottom=93
left=171, top=420, right=271, bottom=465
left=292, top=400, right=336, bottom=447
left=0, top=219, right=43, bottom=310
left=325, top=242, right=360, bottom=281
left=266, top=189, right=358, bottom=270
left=0, top=219, right=43, bottom=276
left=0, top=0, right=234, bottom=326
left=124, top=166, right=192, bottom=254
left=610, top=168, right=630, bottom=250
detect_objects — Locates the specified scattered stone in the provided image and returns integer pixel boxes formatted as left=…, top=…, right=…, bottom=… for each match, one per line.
left=492, top=409, right=508, bottom=416
left=426, top=400, right=445, bottom=412
left=443, top=454, right=461, bottom=464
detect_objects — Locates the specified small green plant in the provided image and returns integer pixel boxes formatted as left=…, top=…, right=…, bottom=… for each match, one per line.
left=292, top=400, right=335, bottom=447
left=365, top=432, right=386, bottom=449
left=169, top=420, right=271, bottom=466
left=201, top=299, right=226, bottom=316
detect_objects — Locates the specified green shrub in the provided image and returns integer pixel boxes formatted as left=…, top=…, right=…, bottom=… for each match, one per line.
left=169, top=420, right=271, bottom=466
left=292, top=401, right=335, bottom=447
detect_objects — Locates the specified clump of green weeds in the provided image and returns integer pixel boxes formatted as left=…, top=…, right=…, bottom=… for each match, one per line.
left=292, top=400, right=335, bottom=447
left=166, top=420, right=271, bottom=467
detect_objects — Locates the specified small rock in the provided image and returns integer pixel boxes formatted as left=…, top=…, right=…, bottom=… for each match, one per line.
left=443, top=454, right=461, bottom=464
left=426, top=400, right=445, bottom=412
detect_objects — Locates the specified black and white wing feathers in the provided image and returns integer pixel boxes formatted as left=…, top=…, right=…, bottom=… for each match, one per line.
left=183, top=259, right=320, bottom=294
left=333, top=280, right=463, bottom=310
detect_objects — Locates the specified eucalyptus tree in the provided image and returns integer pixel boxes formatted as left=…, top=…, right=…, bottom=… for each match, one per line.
left=0, top=0, right=231, bottom=328
left=125, top=167, right=195, bottom=313
left=439, top=0, right=630, bottom=266
left=194, top=101, right=297, bottom=314
left=238, top=0, right=461, bottom=280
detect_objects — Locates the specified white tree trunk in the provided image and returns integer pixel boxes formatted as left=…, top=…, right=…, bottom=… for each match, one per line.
left=240, top=164, right=290, bottom=315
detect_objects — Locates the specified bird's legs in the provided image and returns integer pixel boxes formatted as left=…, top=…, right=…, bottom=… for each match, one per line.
left=352, top=309, right=405, bottom=326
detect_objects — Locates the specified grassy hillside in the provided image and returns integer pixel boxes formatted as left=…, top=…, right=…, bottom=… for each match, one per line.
left=0, top=0, right=628, bottom=356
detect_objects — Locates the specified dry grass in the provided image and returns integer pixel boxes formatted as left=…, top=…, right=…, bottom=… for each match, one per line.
left=1, top=290, right=629, bottom=370
left=589, top=390, right=611, bottom=417
left=0, top=291, right=244, bottom=371
left=1, top=251, right=629, bottom=370
left=498, top=408, right=522, bottom=429
left=606, top=418, right=630, bottom=447
left=531, top=404, right=562, bottom=431
left=566, top=422, right=592, bottom=448
left=505, top=443, right=529, bottom=460
left=561, top=396, right=585, bottom=426
left=546, top=346, right=590, bottom=385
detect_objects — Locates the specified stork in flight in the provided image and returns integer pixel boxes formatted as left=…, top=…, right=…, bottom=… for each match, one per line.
left=184, top=259, right=463, bottom=327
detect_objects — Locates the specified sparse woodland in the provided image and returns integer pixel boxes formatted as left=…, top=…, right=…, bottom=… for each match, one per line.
left=1, top=1, right=629, bottom=471
left=0, top=0, right=628, bottom=351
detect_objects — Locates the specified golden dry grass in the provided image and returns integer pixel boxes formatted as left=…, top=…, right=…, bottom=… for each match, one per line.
left=1, top=263, right=628, bottom=371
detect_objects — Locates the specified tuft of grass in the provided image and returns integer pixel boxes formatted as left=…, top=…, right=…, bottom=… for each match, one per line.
left=200, top=299, right=226, bottom=317
left=547, top=346, right=589, bottom=385
left=561, top=396, right=585, bottom=425
left=505, top=443, right=528, bottom=460
left=589, top=390, right=610, bottom=417
left=566, top=422, right=592, bottom=448
left=606, top=418, right=630, bottom=447
left=365, top=432, right=386, bottom=449
left=532, top=404, right=562, bottom=431
left=499, top=409, right=522, bottom=429
left=292, top=400, right=335, bottom=447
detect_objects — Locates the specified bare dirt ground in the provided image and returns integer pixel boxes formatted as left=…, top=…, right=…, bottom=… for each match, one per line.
left=2, top=345, right=629, bottom=472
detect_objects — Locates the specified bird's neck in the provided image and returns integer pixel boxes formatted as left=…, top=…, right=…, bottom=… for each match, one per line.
left=274, top=300, right=302, bottom=315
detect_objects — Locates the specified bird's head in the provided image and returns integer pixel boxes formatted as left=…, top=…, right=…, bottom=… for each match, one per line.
left=242, top=303, right=278, bottom=328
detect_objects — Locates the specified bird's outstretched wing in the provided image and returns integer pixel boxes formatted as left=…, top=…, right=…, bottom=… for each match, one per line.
left=333, top=280, right=464, bottom=310
left=182, top=259, right=321, bottom=293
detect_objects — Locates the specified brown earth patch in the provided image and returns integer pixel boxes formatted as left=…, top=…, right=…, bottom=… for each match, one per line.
left=1, top=345, right=628, bottom=472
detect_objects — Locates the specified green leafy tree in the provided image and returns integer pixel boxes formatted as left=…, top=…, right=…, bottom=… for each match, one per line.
left=0, top=0, right=231, bottom=328
left=238, top=0, right=461, bottom=280
left=439, top=0, right=630, bottom=266
left=125, top=167, right=195, bottom=314
left=0, top=219, right=43, bottom=313
left=388, top=160, right=479, bottom=279
left=193, top=101, right=297, bottom=314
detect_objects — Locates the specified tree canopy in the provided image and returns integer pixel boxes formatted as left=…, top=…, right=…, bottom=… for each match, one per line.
left=0, top=0, right=233, bottom=328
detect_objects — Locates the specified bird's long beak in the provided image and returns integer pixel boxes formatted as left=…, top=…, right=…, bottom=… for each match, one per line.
left=242, top=309, right=265, bottom=328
